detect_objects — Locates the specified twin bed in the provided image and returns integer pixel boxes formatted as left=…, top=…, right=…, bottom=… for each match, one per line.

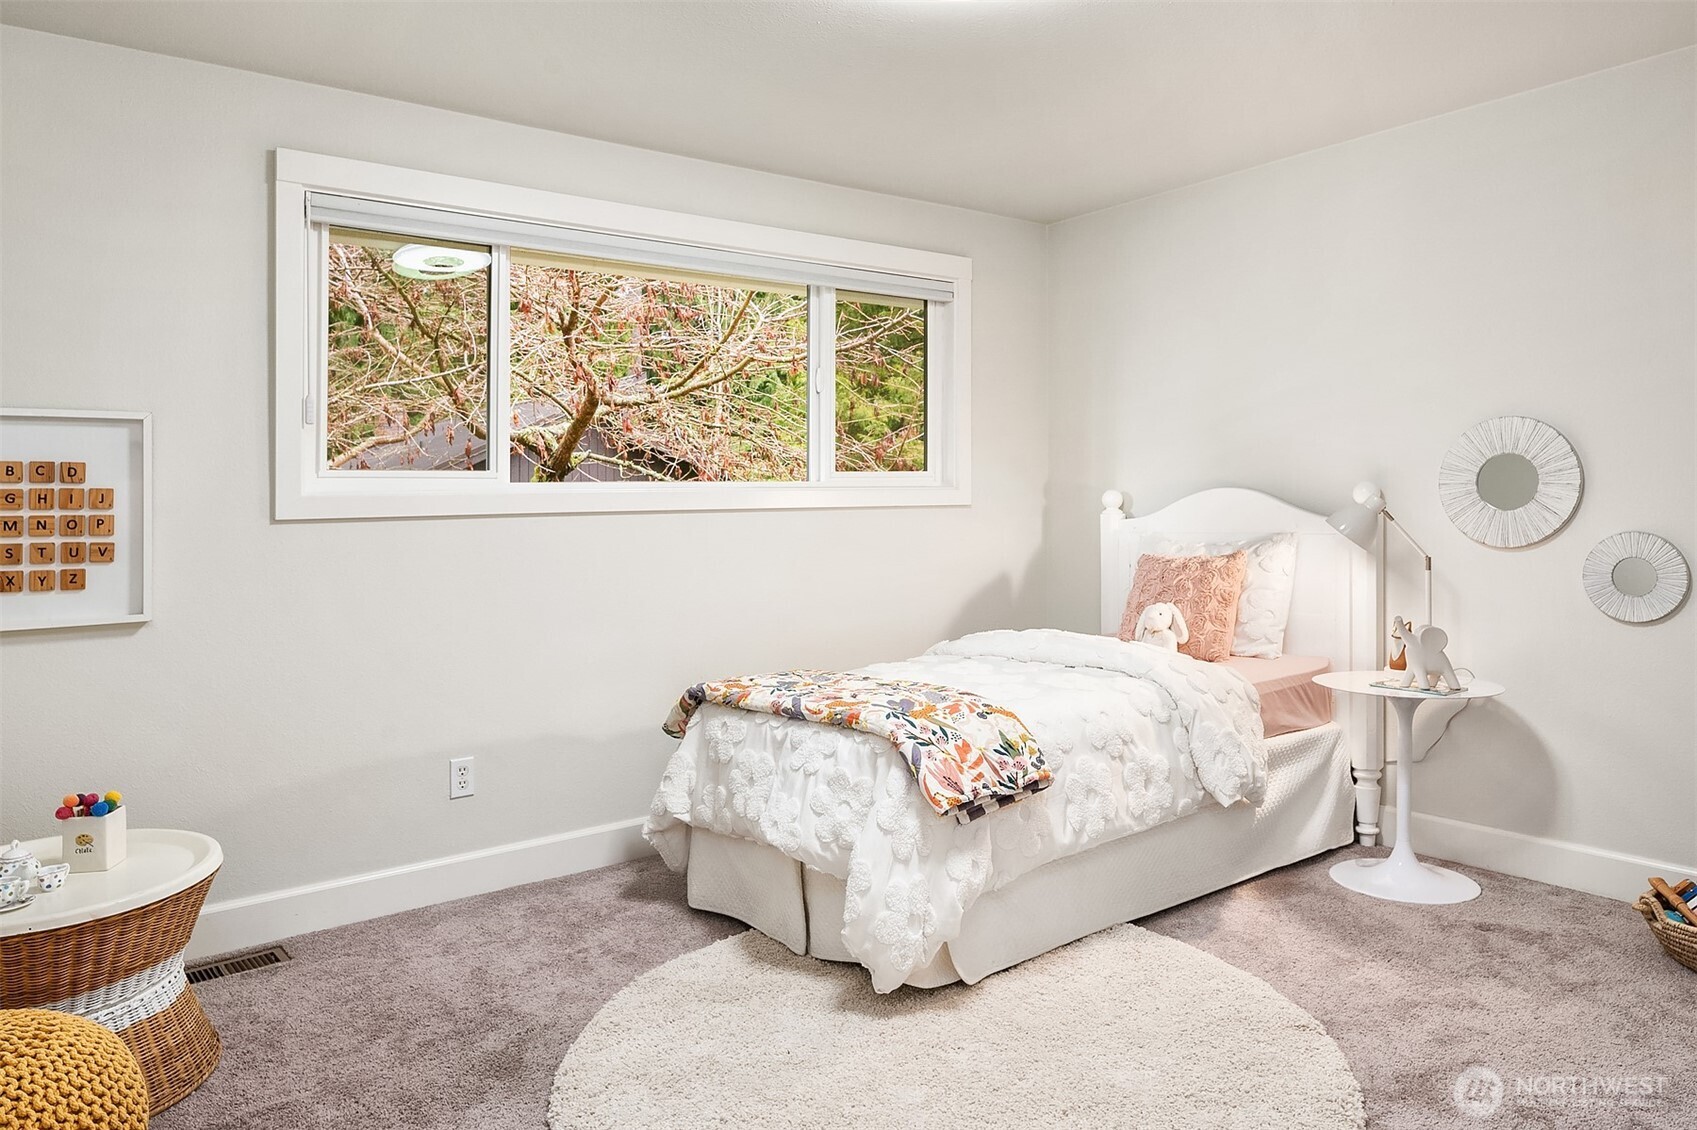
left=645, top=488, right=1385, bottom=990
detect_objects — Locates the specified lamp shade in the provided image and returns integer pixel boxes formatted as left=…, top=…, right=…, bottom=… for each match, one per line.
left=1327, top=481, right=1385, bottom=551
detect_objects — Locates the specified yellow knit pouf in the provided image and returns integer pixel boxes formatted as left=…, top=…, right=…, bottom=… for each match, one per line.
left=0, top=1009, right=149, bottom=1129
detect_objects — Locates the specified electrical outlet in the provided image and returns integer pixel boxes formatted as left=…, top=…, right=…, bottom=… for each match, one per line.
left=449, top=757, right=475, bottom=799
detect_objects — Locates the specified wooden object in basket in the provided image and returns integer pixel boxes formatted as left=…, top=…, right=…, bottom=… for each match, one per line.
left=1636, top=881, right=1697, bottom=974
left=1649, top=877, right=1695, bottom=923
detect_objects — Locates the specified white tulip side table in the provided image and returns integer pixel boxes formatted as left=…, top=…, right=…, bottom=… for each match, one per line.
left=1314, top=671, right=1504, bottom=904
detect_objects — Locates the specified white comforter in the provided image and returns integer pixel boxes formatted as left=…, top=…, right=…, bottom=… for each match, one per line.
left=644, top=629, right=1267, bottom=992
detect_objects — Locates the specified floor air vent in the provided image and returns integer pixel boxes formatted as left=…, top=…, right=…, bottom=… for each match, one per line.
left=186, top=945, right=291, bottom=984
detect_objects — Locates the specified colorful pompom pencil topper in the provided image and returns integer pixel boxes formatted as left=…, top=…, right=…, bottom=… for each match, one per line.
left=54, top=790, right=123, bottom=820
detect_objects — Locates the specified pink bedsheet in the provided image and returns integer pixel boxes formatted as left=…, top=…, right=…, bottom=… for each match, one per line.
left=1223, top=654, right=1334, bottom=737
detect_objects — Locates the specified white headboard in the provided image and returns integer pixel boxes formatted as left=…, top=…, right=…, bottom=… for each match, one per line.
left=1100, top=487, right=1385, bottom=844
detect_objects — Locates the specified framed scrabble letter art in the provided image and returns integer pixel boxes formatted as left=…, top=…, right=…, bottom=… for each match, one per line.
left=0, top=409, right=152, bottom=632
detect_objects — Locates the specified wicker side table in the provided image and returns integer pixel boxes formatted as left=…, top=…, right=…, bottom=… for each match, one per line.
left=0, top=828, right=223, bottom=1114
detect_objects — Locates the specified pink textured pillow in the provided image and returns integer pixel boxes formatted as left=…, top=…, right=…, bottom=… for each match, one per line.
left=1120, top=550, right=1249, bottom=662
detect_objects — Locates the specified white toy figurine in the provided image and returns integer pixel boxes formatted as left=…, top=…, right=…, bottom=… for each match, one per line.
left=1391, top=618, right=1461, bottom=691
left=1135, top=602, right=1188, bottom=652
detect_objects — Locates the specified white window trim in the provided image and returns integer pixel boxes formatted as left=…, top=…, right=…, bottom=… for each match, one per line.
left=273, top=149, right=972, bottom=520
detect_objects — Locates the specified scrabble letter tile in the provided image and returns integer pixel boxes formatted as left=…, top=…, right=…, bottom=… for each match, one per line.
left=57, top=488, right=85, bottom=509
left=89, top=541, right=116, bottom=564
left=88, top=514, right=114, bottom=537
left=26, top=461, right=54, bottom=484
left=0, top=570, right=20, bottom=593
left=27, top=542, right=55, bottom=565
left=60, top=568, right=86, bottom=591
left=60, top=541, right=85, bottom=564
left=58, top=462, right=86, bottom=484
left=0, top=544, right=19, bottom=566
left=88, top=488, right=114, bottom=510
left=0, top=489, right=20, bottom=510
left=0, top=461, right=21, bottom=484
left=28, top=488, right=53, bottom=510
left=28, top=515, right=54, bottom=538
left=0, top=517, right=20, bottom=538
left=27, top=569, right=55, bottom=592
left=58, top=515, right=84, bottom=538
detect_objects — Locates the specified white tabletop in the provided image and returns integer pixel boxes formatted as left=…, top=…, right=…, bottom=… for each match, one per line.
left=0, top=828, right=222, bottom=938
left=1314, top=670, right=1505, bottom=701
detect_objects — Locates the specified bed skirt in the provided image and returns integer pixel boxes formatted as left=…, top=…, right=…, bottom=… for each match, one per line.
left=683, top=722, right=1355, bottom=988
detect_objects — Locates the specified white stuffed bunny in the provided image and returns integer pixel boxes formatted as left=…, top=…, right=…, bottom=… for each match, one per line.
left=1134, top=602, right=1188, bottom=652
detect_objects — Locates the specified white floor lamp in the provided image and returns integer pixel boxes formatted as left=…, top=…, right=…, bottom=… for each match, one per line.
left=1327, top=480, right=1466, bottom=765
left=1327, top=481, right=1433, bottom=626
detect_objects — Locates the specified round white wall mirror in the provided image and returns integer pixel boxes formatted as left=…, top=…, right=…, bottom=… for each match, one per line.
left=1583, top=531, right=1689, bottom=623
left=1438, top=416, right=1582, bottom=548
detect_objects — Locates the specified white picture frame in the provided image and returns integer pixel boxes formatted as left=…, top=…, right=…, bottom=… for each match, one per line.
left=0, top=408, right=153, bottom=632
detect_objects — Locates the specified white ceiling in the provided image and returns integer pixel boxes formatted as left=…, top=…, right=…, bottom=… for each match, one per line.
left=3, top=1, right=1693, bottom=222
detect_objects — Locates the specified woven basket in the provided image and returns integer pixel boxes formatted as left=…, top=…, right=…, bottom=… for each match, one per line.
left=1634, top=891, right=1697, bottom=973
left=0, top=871, right=221, bottom=1113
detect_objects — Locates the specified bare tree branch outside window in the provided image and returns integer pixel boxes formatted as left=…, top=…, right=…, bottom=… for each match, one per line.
left=324, top=231, right=927, bottom=480
left=325, top=230, right=490, bottom=471
left=835, top=294, right=927, bottom=473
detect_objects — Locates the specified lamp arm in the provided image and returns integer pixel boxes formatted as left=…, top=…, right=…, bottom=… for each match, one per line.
left=1381, top=508, right=1434, bottom=625
left=1378, top=508, right=1428, bottom=560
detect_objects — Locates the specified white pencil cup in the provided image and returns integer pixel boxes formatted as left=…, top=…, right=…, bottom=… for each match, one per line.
left=63, top=805, right=127, bottom=873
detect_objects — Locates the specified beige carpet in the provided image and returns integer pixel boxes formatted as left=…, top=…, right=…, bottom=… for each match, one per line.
left=548, top=923, right=1365, bottom=1129
left=155, top=848, right=1696, bottom=1129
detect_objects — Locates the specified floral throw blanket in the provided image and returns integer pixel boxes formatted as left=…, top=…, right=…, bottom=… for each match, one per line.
left=663, top=671, right=1050, bottom=822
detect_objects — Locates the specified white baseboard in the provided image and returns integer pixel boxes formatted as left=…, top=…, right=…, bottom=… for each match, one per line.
left=186, top=807, right=1693, bottom=959
left=187, top=817, right=655, bottom=960
left=1378, top=806, right=1696, bottom=903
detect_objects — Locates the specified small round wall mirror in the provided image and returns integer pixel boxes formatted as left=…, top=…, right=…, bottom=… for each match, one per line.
left=1583, top=531, right=1689, bottom=623
left=1438, top=416, right=1582, bottom=548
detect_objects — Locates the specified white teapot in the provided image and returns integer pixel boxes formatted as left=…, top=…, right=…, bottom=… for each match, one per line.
left=0, top=840, right=39, bottom=882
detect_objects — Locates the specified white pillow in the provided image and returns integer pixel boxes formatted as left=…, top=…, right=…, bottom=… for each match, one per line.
left=1142, top=532, right=1297, bottom=659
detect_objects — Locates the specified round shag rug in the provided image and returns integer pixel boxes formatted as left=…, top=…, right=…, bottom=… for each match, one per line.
left=549, top=924, right=1364, bottom=1129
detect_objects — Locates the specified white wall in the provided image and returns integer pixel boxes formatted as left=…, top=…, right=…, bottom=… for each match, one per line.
left=0, top=31, right=1051, bottom=914
left=1043, top=49, right=1697, bottom=876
